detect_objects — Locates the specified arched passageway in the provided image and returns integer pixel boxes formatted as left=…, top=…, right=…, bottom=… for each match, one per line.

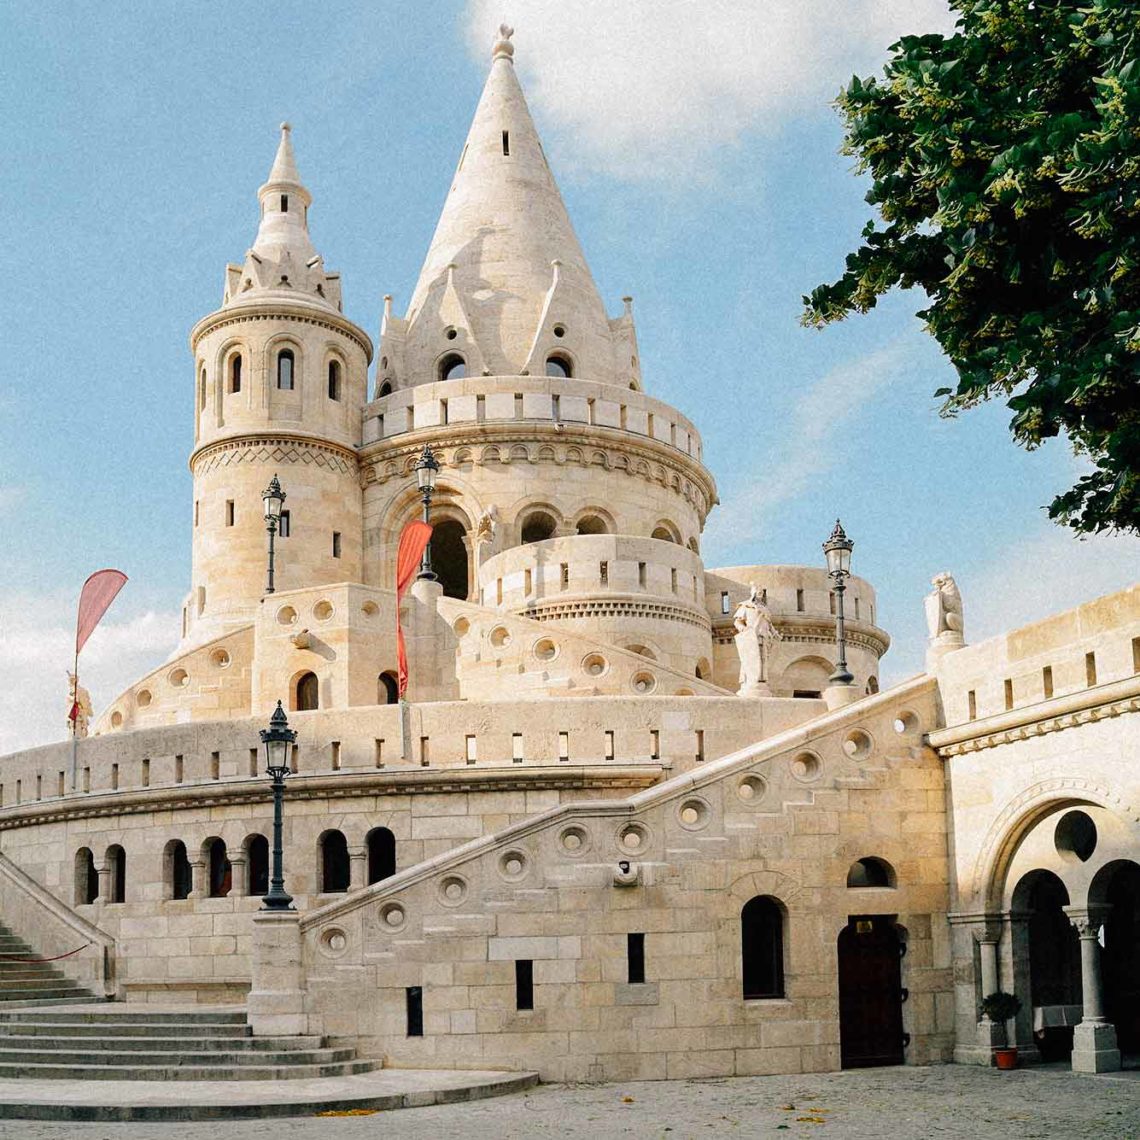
left=367, top=827, right=396, bottom=885
left=430, top=519, right=468, bottom=600
left=837, top=916, right=905, bottom=1068
left=1096, top=861, right=1140, bottom=1054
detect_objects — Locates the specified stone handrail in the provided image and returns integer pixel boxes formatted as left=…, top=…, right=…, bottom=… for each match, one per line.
left=0, top=848, right=117, bottom=997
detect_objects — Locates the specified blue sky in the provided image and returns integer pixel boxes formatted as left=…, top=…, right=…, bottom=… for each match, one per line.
left=1, top=1, right=1136, bottom=752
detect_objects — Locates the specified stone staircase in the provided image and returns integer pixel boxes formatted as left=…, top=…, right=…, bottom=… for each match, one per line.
left=0, top=924, right=100, bottom=1006
left=0, top=1007, right=379, bottom=1080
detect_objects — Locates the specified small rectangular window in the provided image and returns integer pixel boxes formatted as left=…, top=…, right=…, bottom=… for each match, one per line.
left=440, top=398, right=448, bottom=425
left=600, top=561, right=608, bottom=586
left=210, top=751, right=220, bottom=779
left=141, top=758, right=150, bottom=787
left=670, top=568, right=678, bottom=594
left=796, top=588, right=805, bottom=612
left=721, top=591, right=730, bottom=615
left=512, top=733, right=524, bottom=763
left=638, top=562, right=647, bottom=588
left=406, top=986, right=423, bottom=1036
left=465, top=735, right=477, bottom=765
left=83, top=767, right=90, bottom=793
left=279, top=510, right=291, bottom=538
left=560, top=563, right=569, bottom=590
left=249, top=747, right=259, bottom=777
left=524, top=569, right=532, bottom=596
left=854, top=597, right=861, bottom=620
left=194, top=500, right=199, bottom=527
left=375, top=738, right=385, bottom=769
left=1043, top=666, right=1054, bottom=699
left=174, top=754, right=184, bottom=784
left=420, top=736, right=430, bottom=766
left=502, top=130, right=510, bottom=156
left=280, top=193, right=289, bottom=212
left=604, top=730, right=615, bottom=760
left=515, top=959, right=533, bottom=1010
left=496, top=578, right=503, bottom=605
left=57, top=771, right=65, bottom=797
left=332, top=531, right=342, bottom=558
left=695, top=729, right=705, bottom=763
left=35, top=775, right=41, bottom=802
left=1086, top=651, right=1098, bottom=687
left=967, top=690, right=977, bottom=720
left=829, top=591, right=836, bottom=615
left=225, top=500, right=235, bottom=527
left=290, top=743, right=300, bottom=773
left=558, top=732, right=569, bottom=761
left=1133, top=636, right=1140, bottom=674
left=110, top=763, right=119, bottom=791
left=1003, top=678, right=1013, bottom=711
left=628, top=933, right=646, bottom=984
left=650, top=729, right=660, bottom=760
left=331, top=741, right=341, bottom=771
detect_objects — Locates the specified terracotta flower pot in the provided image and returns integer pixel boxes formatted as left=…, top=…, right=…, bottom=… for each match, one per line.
left=994, top=1047, right=1018, bottom=1070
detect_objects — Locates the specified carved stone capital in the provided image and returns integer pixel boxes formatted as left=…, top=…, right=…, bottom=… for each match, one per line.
left=1063, top=904, right=1111, bottom=938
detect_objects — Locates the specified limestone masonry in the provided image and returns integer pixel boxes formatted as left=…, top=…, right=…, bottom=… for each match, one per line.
left=0, top=27, right=1137, bottom=1083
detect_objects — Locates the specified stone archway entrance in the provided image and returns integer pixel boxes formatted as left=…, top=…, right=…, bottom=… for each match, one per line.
left=837, top=916, right=905, bottom=1068
left=430, top=519, right=469, bottom=600
left=1097, top=861, right=1140, bottom=1055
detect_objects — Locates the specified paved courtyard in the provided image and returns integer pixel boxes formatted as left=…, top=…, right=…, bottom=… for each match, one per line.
left=2, top=1064, right=1139, bottom=1139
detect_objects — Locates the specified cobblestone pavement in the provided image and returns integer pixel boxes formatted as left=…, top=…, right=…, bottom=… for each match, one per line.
left=3, top=1065, right=1139, bottom=1140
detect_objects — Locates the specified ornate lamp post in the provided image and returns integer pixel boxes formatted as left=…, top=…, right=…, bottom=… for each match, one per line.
left=414, top=444, right=440, bottom=581
left=258, top=701, right=297, bottom=910
left=823, top=519, right=854, bottom=686
left=261, top=474, right=286, bottom=595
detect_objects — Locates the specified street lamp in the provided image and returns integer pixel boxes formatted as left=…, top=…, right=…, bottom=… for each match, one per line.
left=261, top=474, right=286, bottom=595
left=258, top=700, right=297, bottom=910
left=823, top=519, right=854, bottom=686
left=414, top=444, right=440, bottom=580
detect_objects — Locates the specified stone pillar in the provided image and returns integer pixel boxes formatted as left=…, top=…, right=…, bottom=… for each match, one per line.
left=188, top=859, right=206, bottom=899
left=823, top=684, right=859, bottom=711
left=229, top=855, right=248, bottom=898
left=973, top=917, right=1009, bottom=1056
left=95, top=864, right=112, bottom=903
left=1063, top=906, right=1121, bottom=1073
left=247, top=910, right=318, bottom=1037
left=348, top=847, right=366, bottom=892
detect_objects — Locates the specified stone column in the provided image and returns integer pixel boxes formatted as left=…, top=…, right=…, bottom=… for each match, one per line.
left=247, top=910, right=318, bottom=1037
left=974, top=917, right=1007, bottom=1055
left=348, top=847, right=367, bottom=892
left=1064, top=906, right=1121, bottom=1073
left=95, top=864, right=112, bottom=903
left=188, top=859, right=207, bottom=899
left=229, top=855, right=248, bottom=898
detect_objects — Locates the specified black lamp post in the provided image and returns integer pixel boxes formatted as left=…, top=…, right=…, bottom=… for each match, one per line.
left=414, top=444, right=440, bottom=581
left=259, top=701, right=297, bottom=910
left=823, top=519, right=854, bottom=686
left=261, top=474, right=286, bottom=595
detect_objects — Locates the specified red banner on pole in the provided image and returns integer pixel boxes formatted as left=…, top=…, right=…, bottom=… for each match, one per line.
left=395, top=522, right=432, bottom=698
left=75, top=569, right=128, bottom=657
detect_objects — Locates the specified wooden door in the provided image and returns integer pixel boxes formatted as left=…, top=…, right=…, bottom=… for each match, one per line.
left=838, top=916, right=905, bottom=1068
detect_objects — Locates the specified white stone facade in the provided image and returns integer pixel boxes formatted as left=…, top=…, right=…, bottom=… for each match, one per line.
left=0, top=28, right=1136, bottom=1084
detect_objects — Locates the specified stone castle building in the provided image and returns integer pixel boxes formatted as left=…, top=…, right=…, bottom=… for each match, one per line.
left=0, top=27, right=1137, bottom=1085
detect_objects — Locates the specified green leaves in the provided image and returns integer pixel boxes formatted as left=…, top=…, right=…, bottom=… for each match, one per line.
left=803, top=0, right=1140, bottom=533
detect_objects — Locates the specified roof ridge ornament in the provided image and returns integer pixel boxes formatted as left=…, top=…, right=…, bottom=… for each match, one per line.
left=493, top=23, right=515, bottom=61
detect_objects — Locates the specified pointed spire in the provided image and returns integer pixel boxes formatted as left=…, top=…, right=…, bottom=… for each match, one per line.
left=266, top=121, right=303, bottom=187
left=399, top=26, right=625, bottom=384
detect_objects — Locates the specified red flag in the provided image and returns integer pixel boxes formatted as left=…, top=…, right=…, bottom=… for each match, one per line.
left=75, top=569, right=128, bottom=657
left=395, top=522, right=432, bottom=698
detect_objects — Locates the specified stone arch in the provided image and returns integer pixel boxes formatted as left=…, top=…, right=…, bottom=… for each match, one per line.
left=105, top=844, right=126, bottom=903
left=651, top=519, right=681, bottom=543
left=516, top=502, right=563, bottom=545
left=292, top=670, right=319, bottom=712
left=318, top=829, right=350, bottom=893
left=378, top=671, right=399, bottom=705
left=74, top=847, right=98, bottom=906
left=367, top=827, right=397, bottom=885
left=164, top=839, right=192, bottom=901
left=243, top=833, right=269, bottom=897
left=323, top=344, right=348, bottom=401
left=265, top=332, right=304, bottom=393
left=573, top=507, right=615, bottom=535
left=201, top=836, right=231, bottom=898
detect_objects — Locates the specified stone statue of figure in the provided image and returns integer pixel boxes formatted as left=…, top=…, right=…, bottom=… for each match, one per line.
left=67, top=672, right=93, bottom=739
left=474, top=505, right=500, bottom=559
left=733, top=586, right=782, bottom=695
left=925, top=572, right=964, bottom=641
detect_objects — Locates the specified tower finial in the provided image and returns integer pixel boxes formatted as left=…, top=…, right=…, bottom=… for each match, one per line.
left=492, top=23, right=515, bottom=61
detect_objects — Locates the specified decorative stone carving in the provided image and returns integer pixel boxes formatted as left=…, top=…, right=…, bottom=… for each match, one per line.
left=474, top=505, right=500, bottom=560
left=67, top=673, right=92, bottom=739
left=925, top=571, right=966, bottom=669
left=733, top=586, right=781, bottom=696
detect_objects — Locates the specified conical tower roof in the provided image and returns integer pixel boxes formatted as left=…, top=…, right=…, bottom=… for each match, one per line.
left=399, top=26, right=626, bottom=384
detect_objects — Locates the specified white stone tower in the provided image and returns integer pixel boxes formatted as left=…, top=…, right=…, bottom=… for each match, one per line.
left=184, top=124, right=373, bottom=648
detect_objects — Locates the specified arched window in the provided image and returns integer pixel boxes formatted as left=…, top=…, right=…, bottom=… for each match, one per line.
left=378, top=671, right=399, bottom=705
left=741, top=896, right=785, bottom=999
left=296, top=671, right=319, bottom=711
left=545, top=354, right=572, bottom=378
left=165, top=840, right=192, bottom=900
left=866, top=676, right=880, bottom=695
left=327, top=360, right=342, bottom=401
left=204, top=837, right=231, bottom=898
left=105, top=844, right=126, bottom=903
left=438, top=354, right=466, bottom=382
left=245, top=834, right=269, bottom=897
left=521, top=511, right=557, bottom=544
left=367, top=827, right=396, bottom=885
left=75, top=847, right=98, bottom=906
left=846, top=857, right=895, bottom=889
left=198, top=367, right=207, bottom=411
left=576, top=514, right=608, bottom=535
left=429, top=519, right=469, bottom=600
left=378, top=380, right=393, bottom=398
left=277, top=348, right=295, bottom=390
left=319, top=830, right=350, bottom=893
left=229, top=354, right=242, bottom=394
left=651, top=523, right=679, bottom=543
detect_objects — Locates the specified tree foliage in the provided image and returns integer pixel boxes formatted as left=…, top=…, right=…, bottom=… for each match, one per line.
left=803, top=0, right=1140, bottom=534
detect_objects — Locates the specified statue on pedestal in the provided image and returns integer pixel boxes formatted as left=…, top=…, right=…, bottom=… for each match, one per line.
left=67, top=672, right=92, bottom=739
left=733, top=586, right=781, bottom=696
left=924, top=571, right=966, bottom=668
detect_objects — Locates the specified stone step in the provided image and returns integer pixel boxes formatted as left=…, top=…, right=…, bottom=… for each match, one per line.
left=0, top=1046, right=359, bottom=1067
left=0, top=1021, right=252, bottom=1039
left=0, top=1008, right=249, bottom=1025
left=0, top=998, right=107, bottom=1010
left=0, top=1059, right=379, bottom=1081
left=0, top=1031, right=318, bottom=1050
left=0, top=988, right=92, bottom=1004
left=0, top=968, right=69, bottom=981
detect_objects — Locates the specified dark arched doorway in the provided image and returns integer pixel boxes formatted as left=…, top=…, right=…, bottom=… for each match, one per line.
left=319, top=830, right=350, bottom=893
left=430, top=519, right=468, bottom=600
left=378, top=672, right=399, bottom=705
left=245, top=834, right=269, bottom=897
left=367, top=827, right=396, bottom=884
left=295, top=671, right=319, bottom=711
left=838, top=916, right=905, bottom=1068
left=1097, top=861, right=1140, bottom=1054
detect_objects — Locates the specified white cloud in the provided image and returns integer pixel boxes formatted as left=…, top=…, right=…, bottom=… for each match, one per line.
left=0, top=593, right=179, bottom=755
left=703, top=339, right=910, bottom=554
left=465, top=0, right=956, bottom=179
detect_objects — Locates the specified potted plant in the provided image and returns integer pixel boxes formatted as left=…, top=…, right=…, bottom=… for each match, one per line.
left=981, top=991, right=1023, bottom=1069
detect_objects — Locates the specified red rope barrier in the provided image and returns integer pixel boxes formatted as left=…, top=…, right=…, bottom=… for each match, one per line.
left=0, top=943, right=91, bottom=964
